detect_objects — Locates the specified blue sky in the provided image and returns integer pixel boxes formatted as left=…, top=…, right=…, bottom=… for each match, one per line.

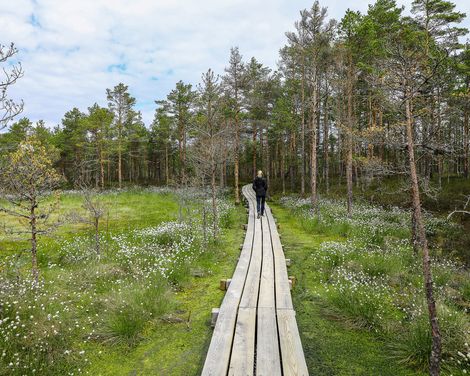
left=2, top=0, right=469, bottom=128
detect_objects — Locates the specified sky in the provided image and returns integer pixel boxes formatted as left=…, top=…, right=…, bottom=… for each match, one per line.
left=2, top=0, right=470, bottom=128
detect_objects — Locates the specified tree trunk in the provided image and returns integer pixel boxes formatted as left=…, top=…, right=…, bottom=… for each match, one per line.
left=118, top=113, right=123, bottom=189
left=212, top=159, right=217, bottom=237
left=346, top=55, right=354, bottom=216
left=223, top=143, right=227, bottom=188
left=118, top=142, right=122, bottom=189
left=464, top=98, right=469, bottom=179
left=183, top=119, right=186, bottom=186
left=310, top=82, right=318, bottom=208
left=289, top=131, right=295, bottom=191
left=94, top=216, right=100, bottom=256
left=30, top=204, right=38, bottom=283
left=266, top=124, right=270, bottom=190
left=100, top=150, right=105, bottom=190
left=253, top=121, right=257, bottom=179
left=301, top=54, right=306, bottom=195
left=323, top=87, right=330, bottom=195
left=107, top=160, right=110, bottom=187
left=165, top=143, right=169, bottom=185
left=281, top=135, right=286, bottom=195
left=437, top=88, right=443, bottom=189
left=234, top=116, right=240, bottom=204
left=405, top=84, right=441, bottom=376
left=219, top=158, right=225, bottom=188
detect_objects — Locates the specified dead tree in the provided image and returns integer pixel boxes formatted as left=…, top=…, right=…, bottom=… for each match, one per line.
left=1, top=43, right=24, bottom=129
left=69, top=180, right=107, bottom=257
left=190, top=69, right=232, bottom=238
left=447, top=195, right=470, bottom=219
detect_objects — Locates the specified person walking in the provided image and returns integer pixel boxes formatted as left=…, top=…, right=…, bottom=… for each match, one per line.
left=252, top=170, right=267, bottom=219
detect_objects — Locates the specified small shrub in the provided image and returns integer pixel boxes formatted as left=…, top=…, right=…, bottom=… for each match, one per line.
left=360, top=253, right=403, bottom=278
left=326, top=268, right=399, bottom=330
left=388, top=314, right=432, bottom=371
left=98, top=304, right=147, bottom=346
left=97, top=279, right=172, bottom=347
left=133, top=279, right=173, bottom=317
left=217, top=200, right=236, bottom=229
left=461, top=279, right=470, bottom=303
left=388, top=304, right=470, bottom=373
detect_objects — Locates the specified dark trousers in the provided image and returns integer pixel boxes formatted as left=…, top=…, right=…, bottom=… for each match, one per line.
left=256, top=195, right=266, bottom=215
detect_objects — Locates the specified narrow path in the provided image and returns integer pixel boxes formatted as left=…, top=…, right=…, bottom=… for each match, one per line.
left=202, top=185, right=308, bottom=375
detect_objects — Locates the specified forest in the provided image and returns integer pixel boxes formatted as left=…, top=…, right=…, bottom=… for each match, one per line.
left=1, top=0, right=470, bottom=375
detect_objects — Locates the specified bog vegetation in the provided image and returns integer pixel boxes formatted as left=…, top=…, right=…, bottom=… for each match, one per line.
left=0, top=0, right=469, bottom=375
left=0, top=188, right=242, bottom=375
left=278, top=196, right=469, bottom=374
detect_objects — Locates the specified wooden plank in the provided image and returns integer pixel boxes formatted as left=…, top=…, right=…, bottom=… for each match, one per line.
left=264, top=204, right=307, bottom=374
left=201, top=186, right=256, bottom=375
left=265, top=207, right=293, bottom=310
left=258, top=216, right=276, bottom=308
left=257, top=307, right=282, bottom=375
left=228, top=308, right=256, bottom=376
left=277, top=309, right=309, bottom=376
left=204, top=185, right=308, bottom=376
left=201, top=309, right=237, bottom=375
left=239, top=206, right=263, bottom=309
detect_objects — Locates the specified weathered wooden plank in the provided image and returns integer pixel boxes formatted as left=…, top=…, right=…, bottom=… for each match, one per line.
left=277, top=309, right=309, bottom=376
left=257, top=307, right=282, bottom=375
left=201, top=309, right=237, bottom=375
left=228, top=307, right=256, bottom=376
left=201, top=186, right=256, bottom=375
left=258, top=216, right=276, bottom=308
left=203, top=185, right=308, bottom=376
left=239, top=207, right=263, bottom=309
left=265, top=206, right=293, bottom=310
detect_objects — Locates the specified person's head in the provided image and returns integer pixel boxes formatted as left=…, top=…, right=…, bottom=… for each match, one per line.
left=257, top=170, right=263, bottom=178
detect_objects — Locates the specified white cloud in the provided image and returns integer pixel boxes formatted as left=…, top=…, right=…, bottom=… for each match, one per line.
left=2, top=0, right=469, bottom=127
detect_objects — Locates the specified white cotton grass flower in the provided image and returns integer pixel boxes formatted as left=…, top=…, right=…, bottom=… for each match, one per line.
left=0, top=189, right=235, bottom=375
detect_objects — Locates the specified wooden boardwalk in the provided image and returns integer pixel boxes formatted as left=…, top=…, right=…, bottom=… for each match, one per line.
left=202, top=185, right=308, bottom=376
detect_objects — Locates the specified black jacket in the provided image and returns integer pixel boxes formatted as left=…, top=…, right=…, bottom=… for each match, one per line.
left=252, top=176, right=268, bottom=197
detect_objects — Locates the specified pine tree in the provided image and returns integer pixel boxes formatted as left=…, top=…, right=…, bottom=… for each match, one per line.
left=386, top=17, right=443, bottom=375
left=83, top=104, right=113, bottom=189
left=106, top=83, right=136, bottom=189
left=244, top=57, right=271, bottom=180
left=223, top=47, right=246, bottom=204
left=156, top=81, right=195, bottom=186
left=339, top=10, right=362, bottom=216
left=150, top=108, right=174, bottom=185
left=57, top=108, right=87, bottom=184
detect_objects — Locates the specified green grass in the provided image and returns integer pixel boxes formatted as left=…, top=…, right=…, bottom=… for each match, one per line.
left=2, top=186, right=468, bottom=375
left=319, top=175, right=470, bottom=264
left=271, top=198, right=469, bottom=376
left=85, top=207, right=246, bottom=375
left=0, top=188, right=246, bottom=375
left=0, top=189, right=179, bottom=258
